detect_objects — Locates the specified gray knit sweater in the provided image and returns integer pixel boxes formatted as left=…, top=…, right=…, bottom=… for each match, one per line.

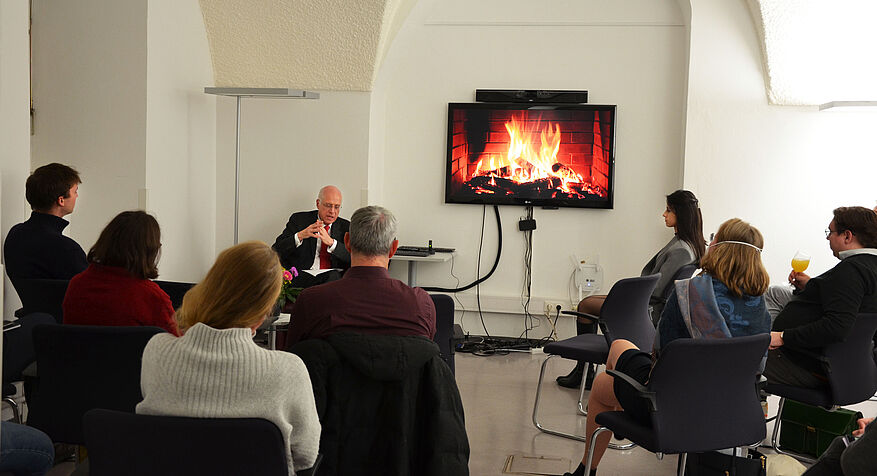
left=136, top=322, right=321, bottom=474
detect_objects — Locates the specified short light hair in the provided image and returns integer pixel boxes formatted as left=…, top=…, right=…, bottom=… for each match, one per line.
left=700, top=218, right=769, bottom=297
left=176, top=241, right=281, bottom=333
left=349, top=206, right=397, bottom=256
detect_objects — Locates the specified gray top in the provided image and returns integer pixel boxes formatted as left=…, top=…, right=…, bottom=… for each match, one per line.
left=641, top=235, right=697, bottom=303
left=137, top=323, right=321, bottom=474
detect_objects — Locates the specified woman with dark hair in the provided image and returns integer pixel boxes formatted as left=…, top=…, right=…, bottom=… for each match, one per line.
left=62, top=210, right=179, bottom=335
left=565, top=218, right=771, bottom=476
left=557, top=190, right=706, bottom=388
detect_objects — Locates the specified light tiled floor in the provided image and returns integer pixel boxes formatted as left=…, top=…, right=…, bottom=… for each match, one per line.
left=456, top=350, right=877, bottom=476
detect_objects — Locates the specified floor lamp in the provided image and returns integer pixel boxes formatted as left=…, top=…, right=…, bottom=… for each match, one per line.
left=204, top=87, right=320, bottom=244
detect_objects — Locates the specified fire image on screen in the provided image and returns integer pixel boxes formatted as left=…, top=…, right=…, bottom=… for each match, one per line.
left=445, top=103, right=614, bottom=209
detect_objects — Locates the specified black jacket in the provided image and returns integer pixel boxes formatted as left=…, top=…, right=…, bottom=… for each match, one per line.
left=272, top=210, right=350, bottom=271
left=289, top=334, right=469, bottom=476
left=773, top=252, right=877, bottom=372
left=4, top=212, right=87, bottom=286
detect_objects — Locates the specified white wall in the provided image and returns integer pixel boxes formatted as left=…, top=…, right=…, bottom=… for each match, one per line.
left=684, top=0, right=877, bottom=284
left=371, top=0, right=689, bottom=337
left=30, top=0, right=147, bottom=250
left=0, top=0, right=31, bottom=319
left=31, top=0, right=217, bottom=283
left=146, top=0, right=216, bottom=282
left=214, top=92, right=371, bottom=253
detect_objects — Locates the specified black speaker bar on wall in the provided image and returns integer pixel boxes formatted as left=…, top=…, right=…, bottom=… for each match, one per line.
left=475, top=89, right=588, bottom=104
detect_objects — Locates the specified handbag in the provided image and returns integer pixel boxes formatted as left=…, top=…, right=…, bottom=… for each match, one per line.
left=778, top=399, right=862, bottom=457
left=685, top=448, right=767, bottom=476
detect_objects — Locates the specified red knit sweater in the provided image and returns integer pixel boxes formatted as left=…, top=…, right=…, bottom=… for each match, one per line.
left=63, top=264, right=180, bottom=336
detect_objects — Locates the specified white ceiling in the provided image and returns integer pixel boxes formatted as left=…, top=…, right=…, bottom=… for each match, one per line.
left=748, top=0, right=877, bottom=105
left=197, top=0, right=877, bottom=103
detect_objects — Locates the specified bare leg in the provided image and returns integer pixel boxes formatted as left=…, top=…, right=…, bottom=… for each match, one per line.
left=580, top=339, right=639, bottom=469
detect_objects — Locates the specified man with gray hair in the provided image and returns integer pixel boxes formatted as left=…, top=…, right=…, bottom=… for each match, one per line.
left=286, top=206, right=436, bottom=345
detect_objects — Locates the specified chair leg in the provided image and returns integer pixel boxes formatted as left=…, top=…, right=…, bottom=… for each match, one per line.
left=577, top=365, right=589, bottom=416
left=2, top=397, right=21, bottom=424
left=770, top=397, right=816, bottom=464
left=584, top=426, right=612, bottom=472
left=533, top=355, right=585, bottom=442
left=676, top=453, right=688, bottom=476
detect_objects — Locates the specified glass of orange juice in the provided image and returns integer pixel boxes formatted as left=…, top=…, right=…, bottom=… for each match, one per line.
left=791, top=251, right=810, bottom=273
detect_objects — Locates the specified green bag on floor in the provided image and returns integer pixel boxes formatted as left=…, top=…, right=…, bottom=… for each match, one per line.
left=778, top=399, right=862, bottom=457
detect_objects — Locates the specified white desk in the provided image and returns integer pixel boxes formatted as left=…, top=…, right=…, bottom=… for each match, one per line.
left=390, top=252, right=455, bottom=287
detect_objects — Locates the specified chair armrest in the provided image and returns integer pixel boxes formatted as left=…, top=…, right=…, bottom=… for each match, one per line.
left=606, top=369, right=657, bottom=411
left=2, top=319, right=21, bottom=333
left=561, top=310, right=602, bottom=323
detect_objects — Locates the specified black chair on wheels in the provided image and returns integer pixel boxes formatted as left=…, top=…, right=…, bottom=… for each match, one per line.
left=765, top=312, right=877, bottom=462
left=585, top=334, right=770, bottom=476
left=12, top=278, right=69, bottom=322
left=1, top=313, right=56, bottom=423
left=27, top=324, right=164, bottom=445
left=83, top=408, right=321, bottom=476
left=532, top=274, right=660, bottom=444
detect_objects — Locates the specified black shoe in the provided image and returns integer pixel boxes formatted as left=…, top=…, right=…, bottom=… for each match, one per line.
left=556, top=363, right=584, bottom=388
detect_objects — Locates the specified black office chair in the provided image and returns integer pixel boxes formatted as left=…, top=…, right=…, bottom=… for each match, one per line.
left=153, top=280, right=195, bottom=310
left=83, top=409, right=321, bottom=476
left=27, top=324, right=164, bottom=444
left=652, top=264, right=698, bottom=325
left=765, top=313, right=877, bottom=462
left=585, top=334, right=770, bottom=476
left=12, top=278, right=69, bottom=322
left=430, top=294, right=456, bottom=375
left=532, top=274, right=660, bottom=443
left=1, top=313, right=56, bottom=423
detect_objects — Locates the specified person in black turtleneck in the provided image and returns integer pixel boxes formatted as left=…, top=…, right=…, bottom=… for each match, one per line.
left=4, top=163, right=87, bottom=291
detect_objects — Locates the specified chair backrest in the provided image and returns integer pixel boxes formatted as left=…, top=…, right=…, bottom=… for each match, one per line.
left=824, top=312, right=877, bottom=405
left=27, top=324, right=164, bottom=444
left=84, top=409, right=290, bottom=476
left=647, top=334, right=769, bottom=452
left=13, top=278, right=69, bottom=323
left=2, top=313, right=56, bottom=384
left=430, top=293, right=455, bottom=375
left=661, top=264, right=698, bottom=300
left=600, top=274, right=660, bottom=350
left=153, top=280, right=195, bottom=310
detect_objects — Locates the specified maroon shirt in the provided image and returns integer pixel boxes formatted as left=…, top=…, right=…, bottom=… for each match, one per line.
left=63, top=264, right=180, bottom=336
left=287, top=266, right=436, bottom=345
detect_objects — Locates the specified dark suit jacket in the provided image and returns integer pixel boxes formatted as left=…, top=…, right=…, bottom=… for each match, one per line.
left=272, top=210, right=350, bottom=271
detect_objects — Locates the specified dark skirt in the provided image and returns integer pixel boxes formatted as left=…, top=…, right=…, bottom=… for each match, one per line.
left=613, top=348, right=654, bottom=425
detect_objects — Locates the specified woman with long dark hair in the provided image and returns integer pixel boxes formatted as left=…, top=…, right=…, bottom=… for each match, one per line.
left=62, top=210, right=179, bottom=335
left=557, top=190, right=706, bottom=388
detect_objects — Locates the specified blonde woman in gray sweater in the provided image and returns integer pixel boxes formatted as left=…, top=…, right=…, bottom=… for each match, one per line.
left=137, top=241, right=320, bottom=475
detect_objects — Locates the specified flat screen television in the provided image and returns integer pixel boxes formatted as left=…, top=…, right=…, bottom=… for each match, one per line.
left=445, top=103, right=615, bottom=209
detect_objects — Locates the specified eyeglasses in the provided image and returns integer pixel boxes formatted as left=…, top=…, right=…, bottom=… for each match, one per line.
left=320, top=203, right=341, bottom=211
left=825, top=228, right=833, bottom=238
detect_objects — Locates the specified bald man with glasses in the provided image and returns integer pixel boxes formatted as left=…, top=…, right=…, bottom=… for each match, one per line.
left=272, top=185, right=351, bottom=287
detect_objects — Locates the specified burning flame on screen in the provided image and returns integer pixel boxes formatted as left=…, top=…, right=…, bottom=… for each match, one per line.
left=471, top=116, right=585, bottom=193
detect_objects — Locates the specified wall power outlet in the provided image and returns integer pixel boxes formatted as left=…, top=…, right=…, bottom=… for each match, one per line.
left=543, top=301, right=565, bottom=316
